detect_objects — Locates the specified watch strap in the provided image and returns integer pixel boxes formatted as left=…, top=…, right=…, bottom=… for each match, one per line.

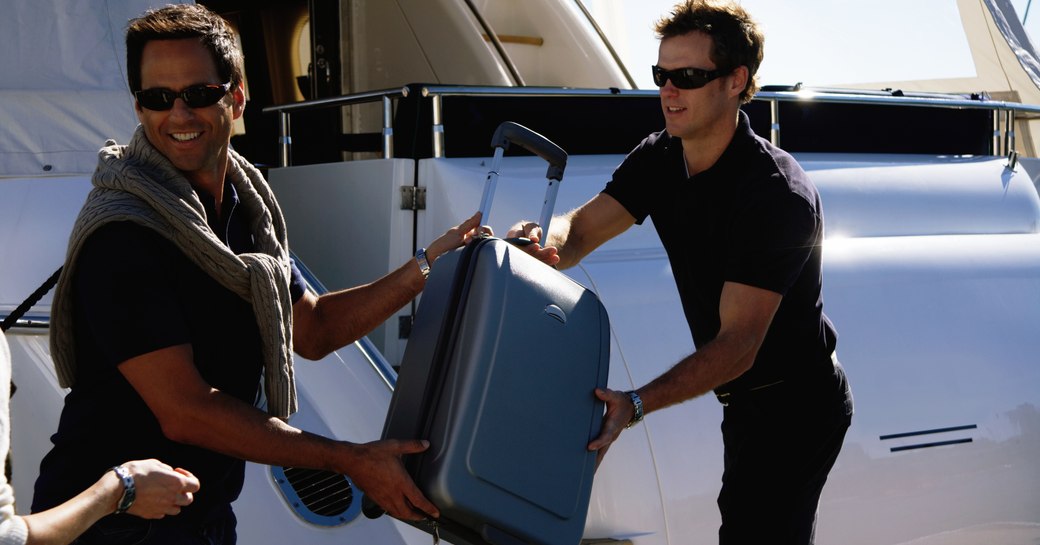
left=625, top=390, right=644, bottom=428
left=111, top=465, right=136, bottom=514
left=415, top=248, right=431, bottom=279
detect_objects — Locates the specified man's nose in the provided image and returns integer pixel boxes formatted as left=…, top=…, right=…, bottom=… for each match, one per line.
left=659, top=78, right=679, bottom=96
left=168, top=96, right=196, bottom=118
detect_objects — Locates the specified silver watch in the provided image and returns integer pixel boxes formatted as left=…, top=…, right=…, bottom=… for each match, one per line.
left=625, top=390, right=644, bottom=428
left=415, top=247, right=431, bottom=279
left=111, top=465, right=136, bottom=514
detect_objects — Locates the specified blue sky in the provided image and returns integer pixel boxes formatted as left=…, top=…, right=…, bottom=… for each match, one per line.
left=584, top=0, right=1039, bottom=89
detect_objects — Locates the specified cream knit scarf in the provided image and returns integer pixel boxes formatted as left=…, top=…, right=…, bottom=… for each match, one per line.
left=50, top=126, right=298, bottom=418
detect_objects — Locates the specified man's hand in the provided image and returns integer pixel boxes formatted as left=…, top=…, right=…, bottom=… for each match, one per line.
left=346, top=439, right=441, bottom=521
left=426, top=212, right=486, bottom=265
left=586, top=387, right=636, bottom=467
left=506, top=221, right=560, bottom=266
left=121, top=459, right=200, bottom=519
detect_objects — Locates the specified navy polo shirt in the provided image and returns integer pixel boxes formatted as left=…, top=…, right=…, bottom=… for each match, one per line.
left=603, top=111, right=837, bottom=393
left=33, top=180, right=307, bottom=529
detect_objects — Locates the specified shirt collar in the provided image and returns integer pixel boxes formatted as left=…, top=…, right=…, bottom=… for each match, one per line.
left=682, top=109, right=757, bottom=180
left=197, top=179, right=239, bottom=240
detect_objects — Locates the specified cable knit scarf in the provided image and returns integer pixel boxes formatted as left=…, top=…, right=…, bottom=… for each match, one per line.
left=50, top=126, right=298, bottom=418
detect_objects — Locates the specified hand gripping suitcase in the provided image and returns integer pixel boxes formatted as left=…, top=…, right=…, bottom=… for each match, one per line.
left=370, top=122, right=610, bottom=545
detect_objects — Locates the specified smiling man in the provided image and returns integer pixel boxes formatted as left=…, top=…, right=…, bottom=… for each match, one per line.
left=132, top=37, right=238, bottom=200
left=507, top=1, right=853, bottom=543
left=30, top=5, right=483, bottom=543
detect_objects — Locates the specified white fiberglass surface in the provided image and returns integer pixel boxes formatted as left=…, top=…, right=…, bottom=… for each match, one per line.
left=819, top=233, right=1040, bottom=544
left=805, top=154, right=1040, bottom=238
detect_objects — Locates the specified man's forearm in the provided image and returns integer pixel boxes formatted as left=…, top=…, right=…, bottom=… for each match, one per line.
left=160, top=385, right=352, bottom=472
left=637, top=330, right=758, bottom=415
left=295, top=259, right=424, bottom=360
left=544, top=213, right=585, bottom=270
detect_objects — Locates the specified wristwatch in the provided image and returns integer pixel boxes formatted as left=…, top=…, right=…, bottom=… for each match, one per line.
left=111, top=465, right=136, bottom=514
left=415, top=248, right=431, bottom=279
left=625, top=390, right=644, bottom=428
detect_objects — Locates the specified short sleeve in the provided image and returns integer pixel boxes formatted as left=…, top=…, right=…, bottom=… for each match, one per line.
left=602, top=132, right=672, bottom=225
left=73, top=223, right=192, bottom=368
left=288, top=256, right=308, bottom=302
left=725, top=187, right=820, bottom=295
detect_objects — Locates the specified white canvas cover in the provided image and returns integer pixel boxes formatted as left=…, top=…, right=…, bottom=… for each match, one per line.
left=851, top=0, right=1040, bottom=100
left=0, top=0, right=189, bottom=177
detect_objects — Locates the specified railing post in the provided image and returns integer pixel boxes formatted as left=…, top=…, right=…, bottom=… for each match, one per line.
left=279, top=111, right=291, bottom=167
left=770, top=99, right=780, bottom=147
left=1005, top=108, right=1016, bottom=156
left=431, top=93, right=445, bottom=158
left=382, top=95, right=394, bottom=159
left=993, top=110, right=1003, bottom=155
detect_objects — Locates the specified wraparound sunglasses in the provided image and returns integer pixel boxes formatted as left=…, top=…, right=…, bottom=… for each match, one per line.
left=652, top=65, right=730, bottom=89
left=134, top=82, right=231, bottom=111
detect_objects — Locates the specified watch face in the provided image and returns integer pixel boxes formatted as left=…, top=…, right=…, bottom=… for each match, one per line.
left=416, top=249, right=431, bottom=278
left=627, top=391, right=643, bottom=427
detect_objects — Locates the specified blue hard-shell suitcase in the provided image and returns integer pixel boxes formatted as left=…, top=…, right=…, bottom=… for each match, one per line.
left=372, top=122, right=610, bottom=545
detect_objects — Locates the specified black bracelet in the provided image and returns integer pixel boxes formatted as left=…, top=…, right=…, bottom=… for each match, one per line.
left=111, top=465, right=136, bottom=514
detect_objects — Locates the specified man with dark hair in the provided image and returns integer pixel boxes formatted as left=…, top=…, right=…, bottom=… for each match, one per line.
left=509, top=1, right=852, bottom=543
left=32, top=4, right=478, bottom=543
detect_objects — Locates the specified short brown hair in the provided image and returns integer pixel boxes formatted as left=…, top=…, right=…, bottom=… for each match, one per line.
left=126, top=4, right=244, bottom=93
left=655, top=0, right=763, bottom=103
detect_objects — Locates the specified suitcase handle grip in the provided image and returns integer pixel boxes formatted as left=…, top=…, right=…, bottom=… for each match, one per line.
left=480, top=122, right=568, bottom=234
left=490, top=122, right=567, bottom=181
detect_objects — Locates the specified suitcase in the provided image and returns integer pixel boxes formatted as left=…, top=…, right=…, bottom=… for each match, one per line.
left=371, top=122, right=610, bottom=545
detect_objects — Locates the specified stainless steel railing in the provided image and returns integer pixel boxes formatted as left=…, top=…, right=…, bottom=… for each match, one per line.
left=262, top=87, right=407, bottom=167
left=264, top=84, right=1040, bottom=165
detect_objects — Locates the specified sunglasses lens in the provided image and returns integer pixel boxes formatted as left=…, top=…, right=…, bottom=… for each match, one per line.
left=135, top=89, right=175, bottom=111
left=183, top=85, right=227, bottom=108
left=652, top=66, right=668, bottom=87
left=673, top=72, right=704, bottom=89
left=651, top=66, right=717, bottom=90
left=135, top=84, right=229, bottom=111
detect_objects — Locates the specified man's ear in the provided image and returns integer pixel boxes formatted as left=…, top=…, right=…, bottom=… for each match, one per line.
left=728, top=66, right=749, bottom=99
left=133, top=98, right=146, bottom=124
left=231, top=82, right=246, bottom=119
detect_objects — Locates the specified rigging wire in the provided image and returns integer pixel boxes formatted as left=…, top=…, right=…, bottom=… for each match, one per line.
left=1026, top=0, right=1033, bottom=25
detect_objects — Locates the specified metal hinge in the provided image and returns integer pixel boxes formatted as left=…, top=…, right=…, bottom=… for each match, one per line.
left=401, top=186, right=427, bottom=210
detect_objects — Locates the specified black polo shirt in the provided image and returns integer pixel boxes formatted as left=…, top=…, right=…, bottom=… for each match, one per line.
left=33, top=180, right=307, bottom=528
left=603, top=111, right=837, bottom=393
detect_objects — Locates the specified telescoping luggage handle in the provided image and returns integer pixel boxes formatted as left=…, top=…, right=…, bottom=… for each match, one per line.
left=477, top=122, right=568, bottom=236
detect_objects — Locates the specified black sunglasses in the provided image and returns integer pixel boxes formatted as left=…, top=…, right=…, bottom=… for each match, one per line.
left=134, top=82, right=232, bottom=111
left=652, top=65, right=730, bottom=90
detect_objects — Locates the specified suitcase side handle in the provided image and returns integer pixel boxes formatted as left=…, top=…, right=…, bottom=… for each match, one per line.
left=480, top=122, right=568, bottom=235
left=490, top=121, right=567, bottom=181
